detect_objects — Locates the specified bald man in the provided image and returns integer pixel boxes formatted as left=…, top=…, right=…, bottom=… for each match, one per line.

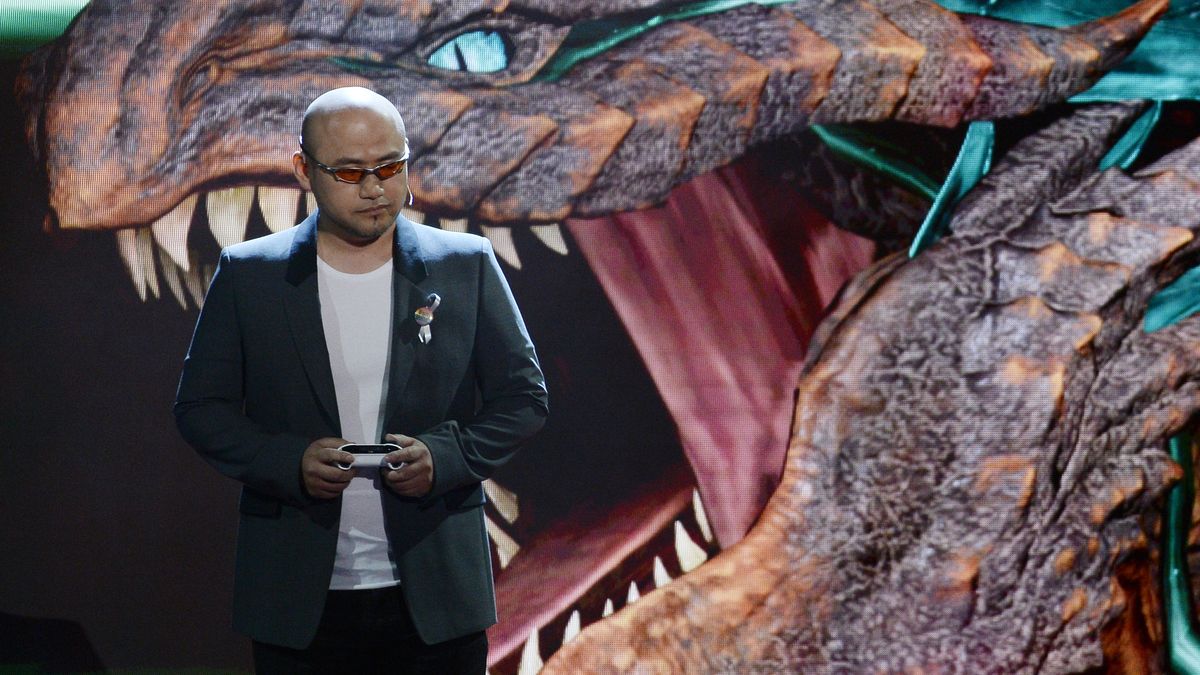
left=175, top=87, right=548, bottom=673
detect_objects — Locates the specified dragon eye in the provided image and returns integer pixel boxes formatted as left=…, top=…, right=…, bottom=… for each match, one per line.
left=428, top=30, right=510, bottom=73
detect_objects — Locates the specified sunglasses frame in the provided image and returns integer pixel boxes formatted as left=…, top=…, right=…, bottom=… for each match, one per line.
left=300, top=145, right=410, bottom=184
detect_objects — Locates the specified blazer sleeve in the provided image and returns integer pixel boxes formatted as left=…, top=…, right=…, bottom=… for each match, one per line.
left=416, top=239, right=549, bottom=499
left=173, top=251, right=314, bottom=507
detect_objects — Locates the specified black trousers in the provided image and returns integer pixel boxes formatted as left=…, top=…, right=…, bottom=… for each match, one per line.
left=252, top=584, right=488, bottom=674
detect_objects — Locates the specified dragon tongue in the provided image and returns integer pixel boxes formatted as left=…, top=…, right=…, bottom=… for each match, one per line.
left=566, top=157, right=876, bottom=547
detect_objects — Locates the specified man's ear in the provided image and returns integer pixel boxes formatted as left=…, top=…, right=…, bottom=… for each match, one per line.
left=292, top=151, right=312, bottom=191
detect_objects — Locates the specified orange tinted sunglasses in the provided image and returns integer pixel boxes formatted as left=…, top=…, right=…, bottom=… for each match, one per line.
left=301, top=146, right=409, bottom=184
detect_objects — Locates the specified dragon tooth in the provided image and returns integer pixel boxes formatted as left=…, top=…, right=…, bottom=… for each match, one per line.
left=155, top=245, right=189, bottom=310
left=530, top=223, right=569, bottom=255
left=482, top=479, right=519, bottom=524
left=602, top=598, right=614, bottom=617
left=517, top=629, right=543, bottom=675
left=484, top=514, right=520, bottom=568
left=151, top=194, right=196, bottom=272
left=440, top=217, right=468, bottom=233
left=305, top=191, right=317, bottom=215
left=401, top=207, right=426, bottom=224
left=693, top=489, right=714, bottom=543
left=563, top=610, right=581, bottom=644
left=674, top=520, right=709, bottom=573
left=653, top=556, right=672, bottom=588
left=626, top=581, right=641, bottom=605
left=258, top=186, right=300, bottom=233
left=480, top=225, right=522, bottom=269
left=115, top=229, right=149, bottom=301
left=185, top=263, right=207, bottom=308
left=206, top=187, right=252, bottom=247
left=138, top=227, right=161, bottom=300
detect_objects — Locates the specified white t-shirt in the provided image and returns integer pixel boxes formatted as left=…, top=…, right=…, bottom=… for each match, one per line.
left=317, top=256, right=400, bottom=590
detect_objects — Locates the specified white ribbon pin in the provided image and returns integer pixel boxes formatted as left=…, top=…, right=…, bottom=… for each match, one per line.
left=414, top=293, right=441, bottom=344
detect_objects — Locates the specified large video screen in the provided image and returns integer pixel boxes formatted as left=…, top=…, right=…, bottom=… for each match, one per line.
left=4, top=1, right=1200, bottom=672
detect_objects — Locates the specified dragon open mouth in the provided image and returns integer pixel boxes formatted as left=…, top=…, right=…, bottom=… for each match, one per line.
left=102, top=141, right=875, bottom=672
left=13, top=0, right=1173, bottom=670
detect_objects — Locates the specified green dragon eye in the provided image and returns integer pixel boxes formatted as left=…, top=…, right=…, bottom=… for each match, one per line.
left=428, top=30, right=509, bottom=73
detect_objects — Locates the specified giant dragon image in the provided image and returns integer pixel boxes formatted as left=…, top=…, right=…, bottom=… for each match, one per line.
left=7, top=0, right=1200, bottom=672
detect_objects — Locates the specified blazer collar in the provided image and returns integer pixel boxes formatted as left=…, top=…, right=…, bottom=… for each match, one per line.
left=281, top=209, right=430, bottom=439
left=285, top=210, right=428, bottom=285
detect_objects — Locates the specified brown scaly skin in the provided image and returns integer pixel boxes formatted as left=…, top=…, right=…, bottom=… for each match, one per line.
left=548, top=103, right=1200, bottom=672
left=13, top=0, right=1184, bottom=670
left=16, top=0, right=1165, bottom=231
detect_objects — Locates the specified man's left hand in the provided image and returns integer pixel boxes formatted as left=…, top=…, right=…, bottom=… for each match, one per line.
left=382, top=433, right=434, bottom=497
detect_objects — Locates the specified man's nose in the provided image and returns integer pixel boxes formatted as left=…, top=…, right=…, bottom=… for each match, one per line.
left=358, top=175, right=386, bottom=198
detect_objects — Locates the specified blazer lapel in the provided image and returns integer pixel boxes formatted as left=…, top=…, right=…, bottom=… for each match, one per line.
left=382, top=215, right=429, bottom=434
left=282, top=212, right=341, bottom=434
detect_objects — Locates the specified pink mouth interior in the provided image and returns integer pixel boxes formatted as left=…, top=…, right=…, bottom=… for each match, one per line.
left=488, top=153, right=876, bottom=667
left=569, top=158, right=875, bottom=546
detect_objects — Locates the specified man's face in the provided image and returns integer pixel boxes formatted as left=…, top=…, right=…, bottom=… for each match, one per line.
left=291, top=106, right=409, bottom=244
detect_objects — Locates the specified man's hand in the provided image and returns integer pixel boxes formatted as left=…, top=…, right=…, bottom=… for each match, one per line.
left=301, top=437, right=355, bottom=499
left=382, top=434, right=434, bottom=497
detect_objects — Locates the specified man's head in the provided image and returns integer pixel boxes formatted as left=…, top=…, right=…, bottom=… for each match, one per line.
left=292, top=87, right=410, bottom=245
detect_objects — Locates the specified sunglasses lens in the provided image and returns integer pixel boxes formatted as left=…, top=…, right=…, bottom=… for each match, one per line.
left=376, top=160, right=405, bottom=180
left=333, top=168, right=368, bottom=183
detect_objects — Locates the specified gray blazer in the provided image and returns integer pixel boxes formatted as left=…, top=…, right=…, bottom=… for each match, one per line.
left=174, top=212, right=547, bottom=649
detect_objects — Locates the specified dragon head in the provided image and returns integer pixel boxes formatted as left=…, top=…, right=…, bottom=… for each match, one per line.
left=14, top=0, right=1169, bottom=670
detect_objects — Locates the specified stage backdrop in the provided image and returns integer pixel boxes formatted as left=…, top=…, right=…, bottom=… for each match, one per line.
left=4, top=1, right=1200, bottom=673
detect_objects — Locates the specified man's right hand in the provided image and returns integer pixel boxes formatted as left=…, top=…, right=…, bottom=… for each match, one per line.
left=301, top=438, right=356, bottom=499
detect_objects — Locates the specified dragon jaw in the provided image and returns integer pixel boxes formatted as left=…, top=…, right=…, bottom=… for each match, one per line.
left=12, top=0, right=1171, bottom=670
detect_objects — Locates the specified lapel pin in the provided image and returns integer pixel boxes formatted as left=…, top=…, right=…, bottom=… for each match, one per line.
left=415, top=293, right=441, bottom=344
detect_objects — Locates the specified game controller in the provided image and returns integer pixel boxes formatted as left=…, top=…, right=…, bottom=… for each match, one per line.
left=335, top=443, right=405, bottom=471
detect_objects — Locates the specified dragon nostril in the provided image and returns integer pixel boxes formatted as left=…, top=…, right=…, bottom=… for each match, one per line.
left=428, top=30, right=510, bottom=73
